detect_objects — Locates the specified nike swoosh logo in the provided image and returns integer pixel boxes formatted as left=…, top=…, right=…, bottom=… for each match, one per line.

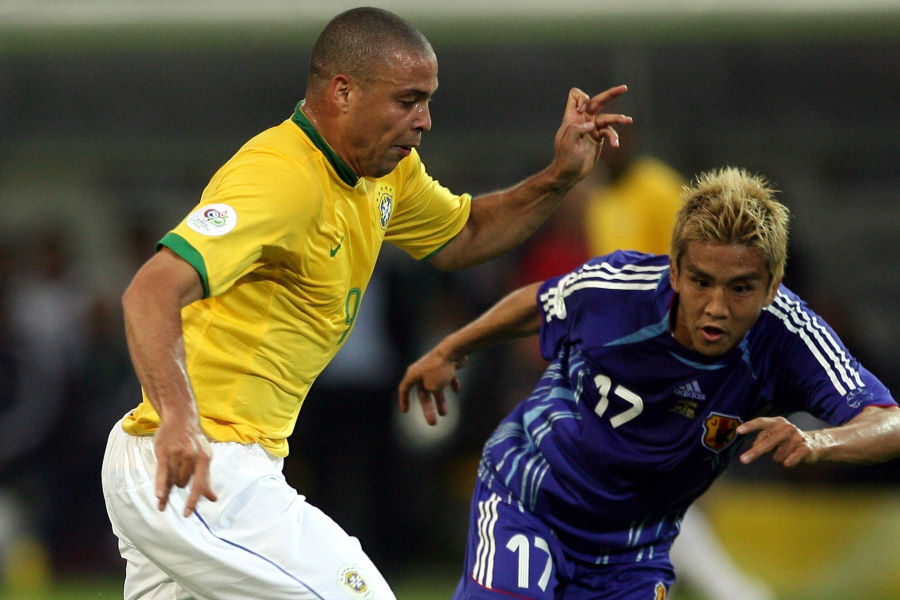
left=330, top=237, right=344, bottom=257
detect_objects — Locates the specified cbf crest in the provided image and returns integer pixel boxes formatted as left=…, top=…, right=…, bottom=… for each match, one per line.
left=337, top=565, right=374, bottom=599
left=376, top=185, right=394, bottom=229
left=701, top=412, right=742, bottom=453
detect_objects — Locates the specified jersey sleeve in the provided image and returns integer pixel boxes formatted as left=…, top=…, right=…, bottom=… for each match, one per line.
left=161, top=148, right=315, bottom=298
left=537, top=261, right=593, bottom=361
left=766, top=287, right=896, bottom=424
left=383, top=150, right=471, bottom=261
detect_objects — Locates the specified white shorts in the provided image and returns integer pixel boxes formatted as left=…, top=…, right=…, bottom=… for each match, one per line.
left=101, top=418, right=396, bottom=600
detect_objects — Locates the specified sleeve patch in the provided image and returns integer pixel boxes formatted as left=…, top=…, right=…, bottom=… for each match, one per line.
left=187, top=203, right=238, bottom=236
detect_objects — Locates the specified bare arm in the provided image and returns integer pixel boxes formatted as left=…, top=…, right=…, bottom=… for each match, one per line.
left=429, top=85, right=632, bottom=271
left=122, top=247, right=217, bottom=516
left=738, top=405, right=900, bottom=467
left=398, top=281, right=543, bottom=425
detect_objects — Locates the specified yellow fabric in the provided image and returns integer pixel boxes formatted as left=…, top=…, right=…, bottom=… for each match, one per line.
left=585, top=156, right=684, bottom=256
left=123, top=115, right=471, bottom=456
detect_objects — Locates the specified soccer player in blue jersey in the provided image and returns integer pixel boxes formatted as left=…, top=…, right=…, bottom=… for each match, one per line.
left=398, top=166, right=900, bottom=599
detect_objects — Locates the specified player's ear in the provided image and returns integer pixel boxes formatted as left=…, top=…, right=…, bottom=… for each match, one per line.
left=669, top=261, right=681, bottom=293
left=329, top=75, right=353, bottom=112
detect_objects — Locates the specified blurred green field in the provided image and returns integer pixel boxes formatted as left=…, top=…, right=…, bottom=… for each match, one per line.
left=0, top=569, right=461, bottom=600
left=0, top=567, right=461, bottom=600
left=0, top=574, right=709, bottom=600
left=4, top=481, right=899, bottom=600
left=3, top=578, right=895, bottom=600
left=1, top=567, right=897, bottom=600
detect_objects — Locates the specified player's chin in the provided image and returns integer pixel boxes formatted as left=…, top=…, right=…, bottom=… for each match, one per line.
left=694, top=337, right=734, bottom=357
left=372, top=157, right=403, bottom=177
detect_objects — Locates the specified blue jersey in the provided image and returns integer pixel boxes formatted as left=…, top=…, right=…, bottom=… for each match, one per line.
left=476, top=251, right=895, bottom=564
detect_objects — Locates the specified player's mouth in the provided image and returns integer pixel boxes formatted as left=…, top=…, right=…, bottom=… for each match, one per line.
left=700, top=325, right=726, bottom=344
left=394, top=144, right=416, bottom=158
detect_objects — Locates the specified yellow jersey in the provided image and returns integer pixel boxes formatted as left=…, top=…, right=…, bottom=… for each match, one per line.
left=123, top=103, right=471, bottom=456
left=585, top=156, right=684, bottom=256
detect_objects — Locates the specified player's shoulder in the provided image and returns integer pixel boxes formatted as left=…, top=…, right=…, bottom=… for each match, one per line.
left=753, top=282, right=823, bottom=347
left=242, top=118, right=303, bottom=150
left=630, top=156, right=684, bottom=183
left=222, top=120, right=326, bottom=184
left=545, top=251, right=668, bottom=308
left=582, top=250, right=670, bottom=273
left=760, top=283, right=810, bottom=323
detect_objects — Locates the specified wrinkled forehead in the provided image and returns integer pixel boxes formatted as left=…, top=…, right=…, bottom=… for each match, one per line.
left=366, top=49, right=438, bottom=93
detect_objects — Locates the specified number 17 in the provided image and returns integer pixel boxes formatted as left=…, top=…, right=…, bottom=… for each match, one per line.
left=593, top=374, right=643, bottom=428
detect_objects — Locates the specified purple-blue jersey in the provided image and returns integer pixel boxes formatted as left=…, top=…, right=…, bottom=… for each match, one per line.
left=476, top=251, right=895, bottom=565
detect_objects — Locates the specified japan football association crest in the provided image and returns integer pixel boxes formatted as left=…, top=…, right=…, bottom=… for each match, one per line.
left=701, top=412, right=742, bottom=453
left=376, top=186, right=394, bottom=229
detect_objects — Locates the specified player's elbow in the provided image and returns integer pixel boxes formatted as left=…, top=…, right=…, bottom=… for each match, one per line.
left=427, top=249, right=466, bottom=272
left=427, top=227, right=496, bottom=271
left=121, top=276, right=140, bottom=313
left=121, top=275, right=153, bottom=324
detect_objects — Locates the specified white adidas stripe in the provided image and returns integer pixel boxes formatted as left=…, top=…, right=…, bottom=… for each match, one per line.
left=565, top=279, right=659, bottom=293
left=583, top=261, right=670, bottom=274
left=539, top=262, right=664, bottom=319
left=538, top=278, right=659, bottom=312
left=774, top=294, right=863, bottom=387
left=473, top=494, right=500, bottom=588
left=766, top=292, right=863, bottom=396
left=568, top=262, right=668, bottom=284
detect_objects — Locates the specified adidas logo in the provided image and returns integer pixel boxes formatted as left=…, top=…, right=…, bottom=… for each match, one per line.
left=674, top=380, right=706, bottom=401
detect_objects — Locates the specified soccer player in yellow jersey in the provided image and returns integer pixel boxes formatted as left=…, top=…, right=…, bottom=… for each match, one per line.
left=101, top=7, right=632, bottom=600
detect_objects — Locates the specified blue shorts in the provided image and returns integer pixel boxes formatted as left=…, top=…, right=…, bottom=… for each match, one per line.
left=451, top=479, right=674, bottom=600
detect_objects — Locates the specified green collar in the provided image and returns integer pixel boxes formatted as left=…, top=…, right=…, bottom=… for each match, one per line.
left=291, top=101, right=359, bottom=187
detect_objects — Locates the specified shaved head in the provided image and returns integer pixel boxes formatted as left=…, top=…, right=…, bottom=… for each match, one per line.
left=308, top=7, right=434, bottom=92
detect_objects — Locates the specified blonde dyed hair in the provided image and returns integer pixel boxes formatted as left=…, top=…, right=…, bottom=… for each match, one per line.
left=670, top=167, right=790, bottom=285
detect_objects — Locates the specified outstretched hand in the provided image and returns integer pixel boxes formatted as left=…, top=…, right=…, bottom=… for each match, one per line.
left=154, top=420, right=218, bottom=517
left=398, top=345, right=468, bottom=426
left=737, top=416, right=820, bottom=468
left=552, top=85, right=632, bottom=182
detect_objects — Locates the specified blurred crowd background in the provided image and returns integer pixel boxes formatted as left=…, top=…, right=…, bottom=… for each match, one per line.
left=0, top=1, right=898, bottom=597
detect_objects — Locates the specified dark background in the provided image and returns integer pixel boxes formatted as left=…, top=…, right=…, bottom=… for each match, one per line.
left=0, top=2, right=897, bottom=585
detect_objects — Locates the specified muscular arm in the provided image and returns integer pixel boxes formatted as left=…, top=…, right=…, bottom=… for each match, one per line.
left=398, top=282, right=543, bottom=425
left=738, top=404, right=900, bottom=467
left=429, top=86, right=632, bottom=271
left=122, top=247, right=217, bottom=516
